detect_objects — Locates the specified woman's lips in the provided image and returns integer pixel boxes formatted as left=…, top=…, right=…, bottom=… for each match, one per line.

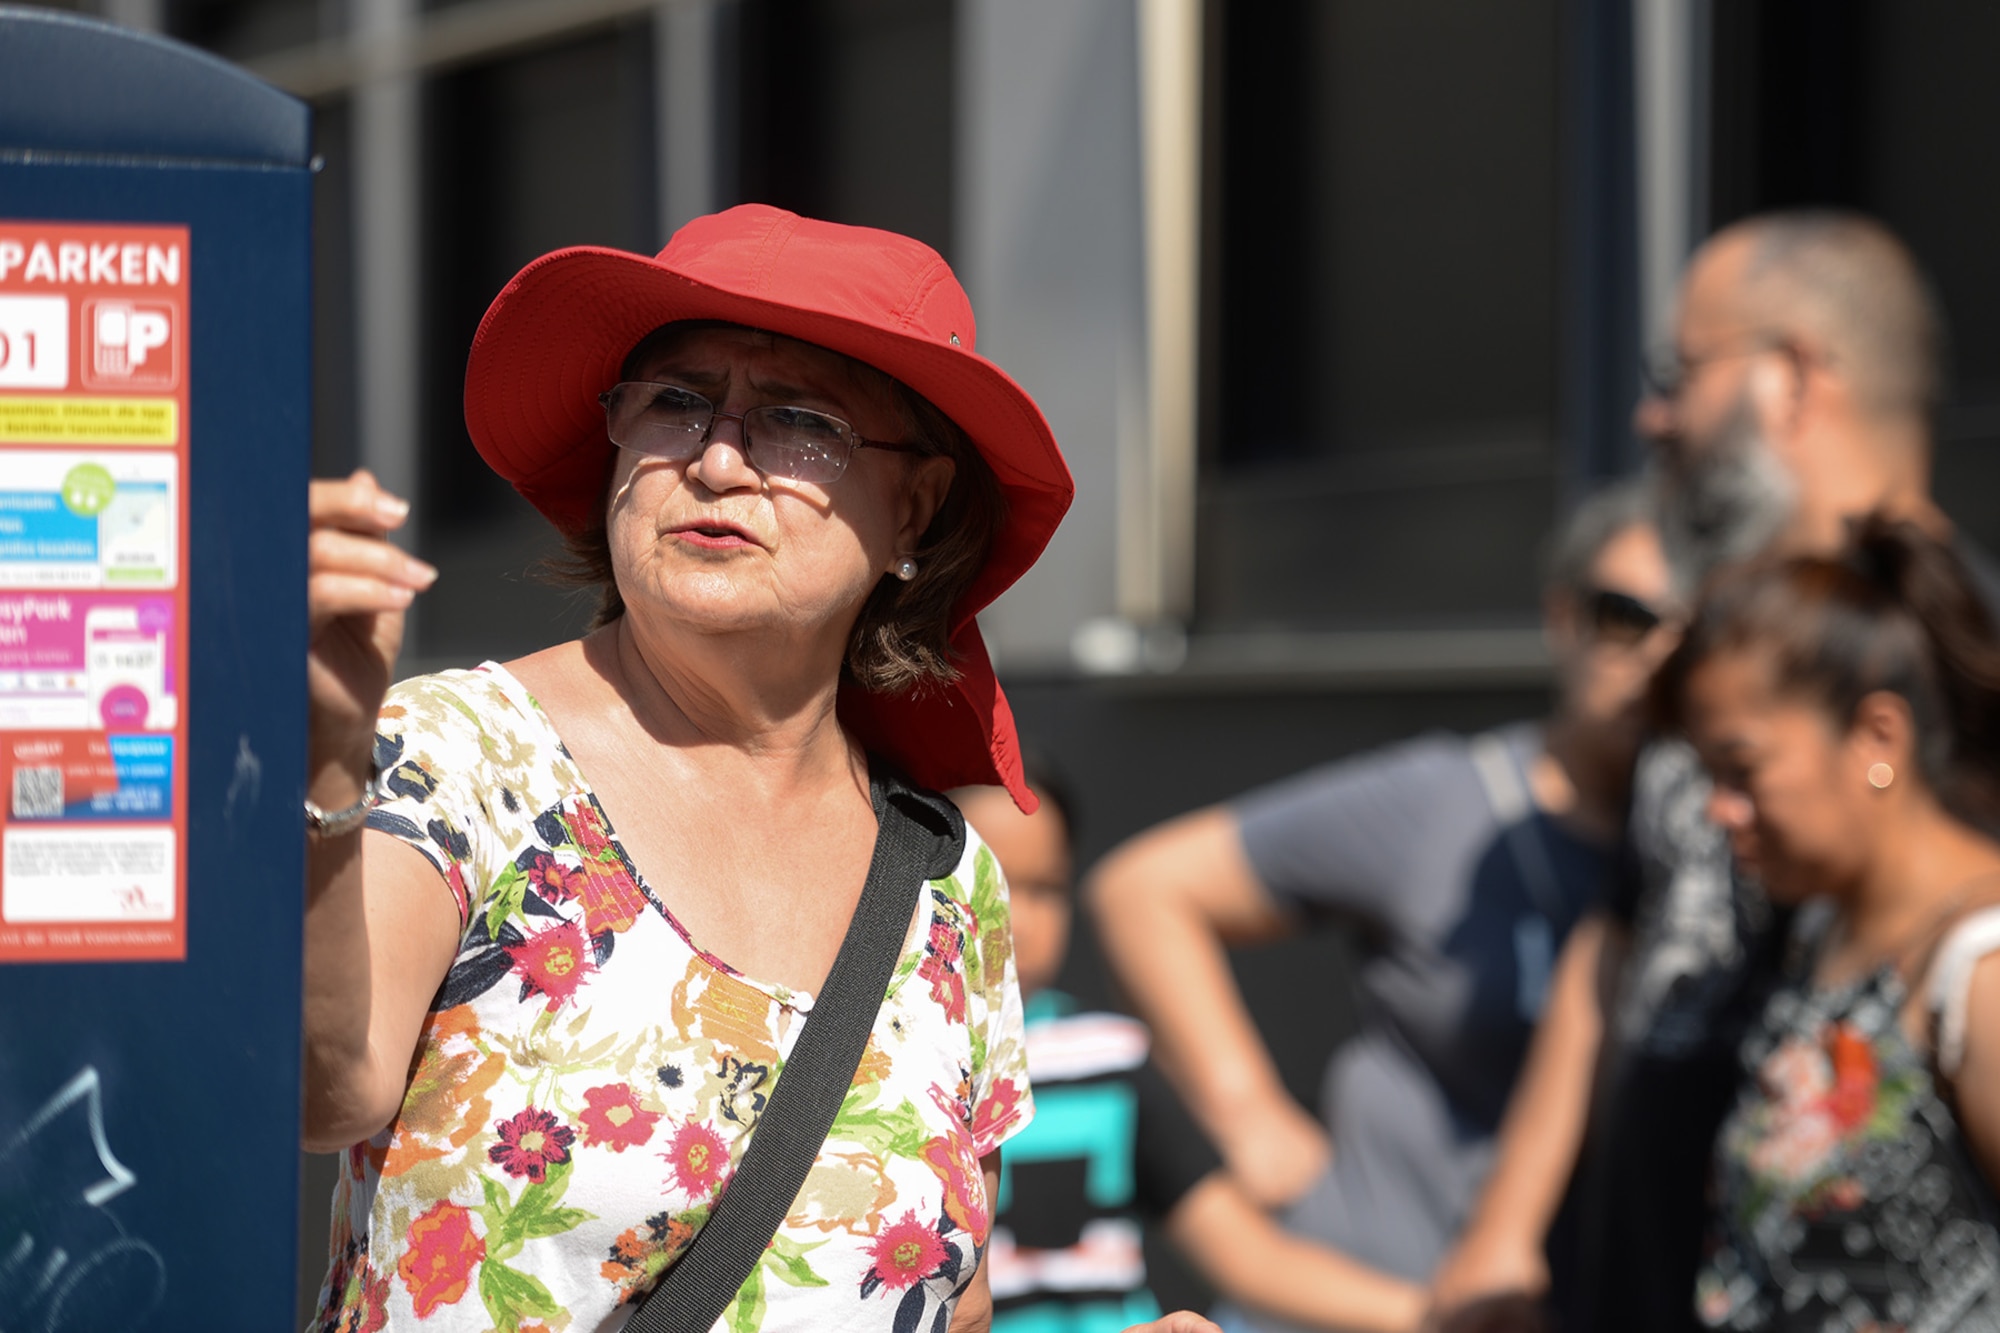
left=668, top=520, right=760, bottom=550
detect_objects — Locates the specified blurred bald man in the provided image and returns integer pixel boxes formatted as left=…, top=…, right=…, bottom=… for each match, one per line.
left=1426, top=211, right=2000, bottom=1333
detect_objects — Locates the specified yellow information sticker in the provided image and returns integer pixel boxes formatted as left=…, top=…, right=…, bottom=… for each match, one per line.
left=0, top=395, right=178, bottom=445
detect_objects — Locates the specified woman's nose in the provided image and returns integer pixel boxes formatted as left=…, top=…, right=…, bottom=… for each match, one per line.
left=687, top=415, right=758, bottom=492
left=1706, top=786, right=1753, bottom=830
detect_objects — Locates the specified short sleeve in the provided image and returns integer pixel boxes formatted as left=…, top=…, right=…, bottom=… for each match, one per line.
left=960, top=829, right=1035, bottom=1157
left=1130, top=1058, right=1223, bottom=1217
left=1234, top=732, right=1471, bottom=924
left=364, top=672, right=515, bottom=930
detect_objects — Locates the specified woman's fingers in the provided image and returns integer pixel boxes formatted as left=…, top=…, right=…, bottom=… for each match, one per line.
left=308, top=475, right=435, bottom=634
left=310, top=525, right=437, bottom=588
left=310, top=468, right=412, bottom=537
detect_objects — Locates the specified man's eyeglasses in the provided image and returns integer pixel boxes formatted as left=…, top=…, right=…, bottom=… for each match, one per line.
left=1638, top=333, right=1793, bottom=400
left=1582, top=588, right=1678, bottom=647
left=599, top=381, right=922, bottom=484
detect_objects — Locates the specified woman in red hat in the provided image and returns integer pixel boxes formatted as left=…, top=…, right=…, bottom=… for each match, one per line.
left=299, top=205, right=1207, bottom=1333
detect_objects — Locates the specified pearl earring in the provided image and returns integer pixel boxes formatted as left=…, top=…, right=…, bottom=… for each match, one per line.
left=893, top=556, right=919, bottom=582
left=1867, top=762, right=1895, bottom=790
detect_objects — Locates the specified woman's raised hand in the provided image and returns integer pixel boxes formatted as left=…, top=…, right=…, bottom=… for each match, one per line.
left=307, top=469, right=434, bottom=782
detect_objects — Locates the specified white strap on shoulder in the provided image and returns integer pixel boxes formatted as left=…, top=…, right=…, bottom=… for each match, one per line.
left=1467, top=731, right=1531, bottom=825
left=1928, top=906, right=2000, bottom=1078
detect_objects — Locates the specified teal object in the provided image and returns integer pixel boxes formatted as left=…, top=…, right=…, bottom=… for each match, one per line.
left=993, top=1290, right=1164, bottom=1333
left=996, top=1081, right=1139, bottom=1214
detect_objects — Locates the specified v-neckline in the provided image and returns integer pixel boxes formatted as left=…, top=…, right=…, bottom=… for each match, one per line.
left=476, top=659, right=931, bottom=1015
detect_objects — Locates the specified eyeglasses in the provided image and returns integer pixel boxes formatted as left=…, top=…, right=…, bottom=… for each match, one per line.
left=1638, top=333, right=1792, bottom=400
left=598, top=381, right=922, bottom=484
left=1582, top=588, right=1677, bottom=647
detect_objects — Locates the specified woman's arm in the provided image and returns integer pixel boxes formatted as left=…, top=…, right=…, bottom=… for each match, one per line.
left=1951, top=952, right=2000, bottom=1191
left=1087, top=806, right=1328, bottom=1207
left=1166, top=1171, right=1425, bottom=1333
left=301, top=471, right=458, bottom=1151
left=947, top=1153, right=1005, bottom=1333
left=1426, top=912, right=1620, bottom=1315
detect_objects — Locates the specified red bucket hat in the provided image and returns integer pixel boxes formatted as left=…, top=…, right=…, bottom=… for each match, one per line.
left=463, top=203, right=1072, bottom=811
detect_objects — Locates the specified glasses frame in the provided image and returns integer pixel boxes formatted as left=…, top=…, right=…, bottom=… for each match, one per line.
left=1638, top=331, right=1798, bottom=400
left=598, top=380, right=924, bottom=484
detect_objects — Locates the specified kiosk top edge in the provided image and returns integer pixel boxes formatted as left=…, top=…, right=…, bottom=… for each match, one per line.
left=0, top=6, right=310, bottom=167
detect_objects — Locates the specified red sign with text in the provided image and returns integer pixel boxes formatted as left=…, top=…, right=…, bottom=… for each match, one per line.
left=0, top=221, right=191, bottom=962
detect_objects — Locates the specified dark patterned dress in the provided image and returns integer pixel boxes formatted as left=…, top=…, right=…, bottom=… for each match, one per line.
left=1696, top=909, right=2000, bottom=1331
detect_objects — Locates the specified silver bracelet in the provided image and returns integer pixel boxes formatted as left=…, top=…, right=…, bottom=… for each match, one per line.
left=305, top=761, right=383, bottom=838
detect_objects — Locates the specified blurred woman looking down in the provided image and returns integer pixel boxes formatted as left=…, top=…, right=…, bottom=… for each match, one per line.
left=1666, top=516, right=2000, bottom=1329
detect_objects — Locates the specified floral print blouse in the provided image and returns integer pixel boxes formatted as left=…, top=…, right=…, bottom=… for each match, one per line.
left=309, top=664, right=1034, bottom=1333
left=1696, top=909, right=2000, bottom=1331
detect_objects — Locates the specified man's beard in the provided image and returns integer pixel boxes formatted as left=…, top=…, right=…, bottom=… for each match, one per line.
left=1656, top=396, right=1797, bottom=591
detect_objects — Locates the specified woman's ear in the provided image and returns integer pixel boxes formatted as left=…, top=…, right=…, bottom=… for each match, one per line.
left=1849, top=689, right=1918, bottom=777
left=898, top=455, right=957, bottom=549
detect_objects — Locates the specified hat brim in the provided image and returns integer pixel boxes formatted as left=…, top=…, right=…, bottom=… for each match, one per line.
left=462, top=245, right=1070, bottom=809
left=464, top=246, right=1072, bottom=625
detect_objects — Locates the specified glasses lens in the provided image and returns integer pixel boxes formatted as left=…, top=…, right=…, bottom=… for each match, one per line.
left=1639, top=346, right=1685, bottom=398
left=743, top=405, right=854, bottom=483
left=604, top=383, right=712, bottom=456
left=1587, top=589, right=1663, bottom=646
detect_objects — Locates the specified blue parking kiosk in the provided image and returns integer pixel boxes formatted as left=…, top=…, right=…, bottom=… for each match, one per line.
left=0, top=7, right=312, bottom=1328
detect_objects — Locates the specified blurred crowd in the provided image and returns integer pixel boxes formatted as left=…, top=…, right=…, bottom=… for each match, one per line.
left=981, top=210, right=2000, bottom=1333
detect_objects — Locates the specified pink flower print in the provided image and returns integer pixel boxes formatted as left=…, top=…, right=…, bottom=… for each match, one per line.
left=396, top=1201, right=484, bottom=1318
left=1748, top=1107, right=1842, bottom=1187
left=922, top=1128, right=990, bottom=1243
left=506, top=918, right=594, bottom=1011
left=663, top=1121, right=730, bottom=1199
left=580, top=1083, right=661, bottom=1153
left=526, top=853, right=585, bottom=905
left=1760, top=1034, right=1833, bottom=1112
left=865, top=1211, right=947, bottom=1293
left=488, top=1107, right=575, bottom=1184
left=970, top=1076, right=1026, bottom=1151
left=918, top=919, right=968, bottom=1023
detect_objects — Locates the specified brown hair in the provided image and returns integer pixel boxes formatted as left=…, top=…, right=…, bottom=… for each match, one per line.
left=543, top=322, right=1006, bottom=694
left=1657, top=513, right=2000, bottom=830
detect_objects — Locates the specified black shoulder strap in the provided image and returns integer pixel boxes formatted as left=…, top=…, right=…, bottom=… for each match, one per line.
left=622, top=772, right=964, bottom=1333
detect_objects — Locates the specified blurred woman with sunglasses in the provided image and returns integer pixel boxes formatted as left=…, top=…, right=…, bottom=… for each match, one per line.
left=1091, top=483, right=1677, bottom=1332
left=1663, top=515, right=2000, bottom=1329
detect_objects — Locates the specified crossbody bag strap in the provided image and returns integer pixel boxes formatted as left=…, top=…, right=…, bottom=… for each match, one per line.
left=623, top=773, right=964, bottom=1333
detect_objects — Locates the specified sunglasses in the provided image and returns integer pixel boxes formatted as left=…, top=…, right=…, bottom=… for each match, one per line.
left=1581, top=588, right=1675, bottom=647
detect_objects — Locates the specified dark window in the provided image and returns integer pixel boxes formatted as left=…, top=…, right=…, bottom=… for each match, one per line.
left=1201, top=0, right=1564, bottom=630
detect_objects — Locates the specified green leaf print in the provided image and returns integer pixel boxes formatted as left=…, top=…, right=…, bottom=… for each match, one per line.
left=485, top=861, right=529, bottom=939
left=478, top=1258, right=560, bottom=1332
left=765, top=1233, right=831, bottom=1289
left=833, top=1098, right=930, bottom=1160
left=473, top=1158, right=598, bottom=1292
left=727, top=1256, right=768, bottom=1333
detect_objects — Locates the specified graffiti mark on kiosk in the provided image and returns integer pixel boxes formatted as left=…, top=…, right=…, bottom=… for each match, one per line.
left=0, top=1067, right=165, bottom=1329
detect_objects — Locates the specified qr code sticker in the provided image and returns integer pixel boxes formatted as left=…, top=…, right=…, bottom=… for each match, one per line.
left=11, top=766, right=63, bottom=819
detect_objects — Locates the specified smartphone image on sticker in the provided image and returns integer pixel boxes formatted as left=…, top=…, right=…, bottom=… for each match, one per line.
left=84, top=604, right=171, bottom=730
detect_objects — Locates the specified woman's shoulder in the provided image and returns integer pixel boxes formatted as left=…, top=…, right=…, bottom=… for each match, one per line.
left=380, top=663, right=534, bottom=739
left=375, top=662, right=569, bottom=792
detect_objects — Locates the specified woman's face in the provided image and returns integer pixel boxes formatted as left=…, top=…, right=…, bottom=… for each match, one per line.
left=1547, top=521, right=1681, bottom=744
left=606, top=325, right=954, bottom=652
left=1682, top=649, right=1876, bottom=903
